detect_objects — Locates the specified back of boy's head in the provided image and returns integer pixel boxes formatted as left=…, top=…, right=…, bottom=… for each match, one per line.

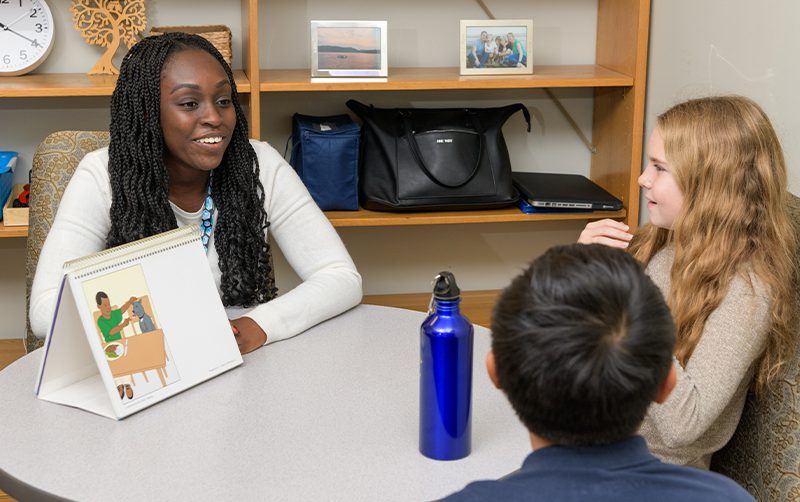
left=491, top=244, right=676, bottom=446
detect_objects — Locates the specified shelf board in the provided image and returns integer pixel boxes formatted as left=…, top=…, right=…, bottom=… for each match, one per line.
left=0, top=70, right=251, bottom=98
left=0, top=221, right=27, bottom=238
left=363, top=289, right=500, bottom=327
left=326, top=207, right=626, bottom=227
left=260, top=65, right=633, bottom=92
left=0, top=207, right=625, bottom=238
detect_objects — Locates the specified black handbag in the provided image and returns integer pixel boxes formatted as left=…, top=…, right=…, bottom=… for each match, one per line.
left=346, top=99, right=530, bottom=211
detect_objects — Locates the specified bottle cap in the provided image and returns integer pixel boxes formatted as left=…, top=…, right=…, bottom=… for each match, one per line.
left=432, top=271, right=460, bottom=300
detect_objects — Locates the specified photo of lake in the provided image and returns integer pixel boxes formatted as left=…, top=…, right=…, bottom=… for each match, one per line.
left=318, top=52, right=380, bottom=70
left=317, top=26, right=382, bottom=70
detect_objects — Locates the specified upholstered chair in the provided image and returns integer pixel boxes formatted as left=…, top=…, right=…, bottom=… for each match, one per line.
left=710, top=193, right=800, bottom=501
left=25, top=131, right=110, bottom=353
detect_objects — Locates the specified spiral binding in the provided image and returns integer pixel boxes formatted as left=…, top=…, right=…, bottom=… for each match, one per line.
left=65, top=226, right=203, bottom=280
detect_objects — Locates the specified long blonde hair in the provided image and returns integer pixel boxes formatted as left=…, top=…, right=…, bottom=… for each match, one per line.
left=629, top=95, right=796, bottom=395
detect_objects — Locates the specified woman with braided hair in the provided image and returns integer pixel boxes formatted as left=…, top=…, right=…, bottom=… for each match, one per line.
left=30, top=33, right=362, bottom=353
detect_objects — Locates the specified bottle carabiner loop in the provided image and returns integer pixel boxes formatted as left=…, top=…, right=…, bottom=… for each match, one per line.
left=428, top=273, right=452, bottom=315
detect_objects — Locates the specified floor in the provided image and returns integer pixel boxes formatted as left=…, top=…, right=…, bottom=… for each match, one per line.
left=0, top=339, right=24, bottom=373
left=0, top=292, right=498, bottom=501
left=0, top=339, right=24, bottom=502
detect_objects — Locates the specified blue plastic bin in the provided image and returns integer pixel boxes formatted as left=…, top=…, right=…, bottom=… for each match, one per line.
left=0, top=151, right=18, bottom=221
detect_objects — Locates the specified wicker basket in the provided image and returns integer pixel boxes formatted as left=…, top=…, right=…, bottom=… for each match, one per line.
left=149, top=25, right=233, bottom=66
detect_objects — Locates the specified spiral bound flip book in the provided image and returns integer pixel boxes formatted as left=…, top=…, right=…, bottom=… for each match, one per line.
left=35, top=226, right=243, bottom=420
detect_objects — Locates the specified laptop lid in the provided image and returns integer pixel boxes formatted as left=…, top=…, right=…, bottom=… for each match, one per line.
left=512, top=172, right=623, bottom=211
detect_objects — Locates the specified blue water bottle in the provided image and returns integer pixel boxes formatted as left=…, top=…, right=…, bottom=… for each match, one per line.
left=419, top=271, right=474, bottom=460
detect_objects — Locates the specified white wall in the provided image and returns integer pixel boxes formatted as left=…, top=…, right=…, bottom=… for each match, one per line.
left=643, top=0, right=800, bottom=218
left=0, top=0, right=603, bottom=339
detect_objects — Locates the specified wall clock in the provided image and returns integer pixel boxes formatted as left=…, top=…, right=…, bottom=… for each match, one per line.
left=0, top=0, right=55, bottom=76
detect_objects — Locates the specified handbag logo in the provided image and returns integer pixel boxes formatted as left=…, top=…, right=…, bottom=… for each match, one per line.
left=436, top=139, right=454, bottom=144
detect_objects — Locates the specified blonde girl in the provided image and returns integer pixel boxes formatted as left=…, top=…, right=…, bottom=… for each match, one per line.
left=579, top=95, right=796, bottom=468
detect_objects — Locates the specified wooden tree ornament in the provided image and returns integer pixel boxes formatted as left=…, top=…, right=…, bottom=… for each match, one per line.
left=71, top=0, right=147, bottom=75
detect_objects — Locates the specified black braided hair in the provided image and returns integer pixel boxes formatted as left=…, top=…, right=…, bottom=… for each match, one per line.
left=107, top=32, right=276, bottom=307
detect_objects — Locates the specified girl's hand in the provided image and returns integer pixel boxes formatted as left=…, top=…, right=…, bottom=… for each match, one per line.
left=578, top=219, right=634, bottom=249
left=230, top=317, right=268, bottom=354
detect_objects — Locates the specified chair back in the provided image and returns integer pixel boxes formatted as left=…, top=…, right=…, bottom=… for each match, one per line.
left=710, top=192, right=800, bottom=500
left=25, top=131, right=110, bottom=353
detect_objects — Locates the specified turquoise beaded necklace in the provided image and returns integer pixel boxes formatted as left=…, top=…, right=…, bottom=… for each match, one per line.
left=200, top=178, right=214, bottom=253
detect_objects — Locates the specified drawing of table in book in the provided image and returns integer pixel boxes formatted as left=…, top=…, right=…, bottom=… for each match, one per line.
left=107, top=329, right=168, bottom=386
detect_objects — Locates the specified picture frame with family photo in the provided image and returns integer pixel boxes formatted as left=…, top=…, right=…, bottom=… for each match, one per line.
left=460, top=19, right=533, bottom=75
left=310, top=20, right=388, bottom=78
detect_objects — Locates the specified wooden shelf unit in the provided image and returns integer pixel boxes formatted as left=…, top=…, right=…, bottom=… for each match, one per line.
left=0, top=207, right=625, bottom=238
left=259, top=65, right=633, bottom=92
left=0, top=0, right=650, bottom=242
left=250, top=0, right=650, bottom=229
left=0, top=222, right=27, bottom=238
left=363, top=289, right=501, bottom=328
left=325, top=208, right=625, bottom=227
left=0, top=70, right=251, bottom=98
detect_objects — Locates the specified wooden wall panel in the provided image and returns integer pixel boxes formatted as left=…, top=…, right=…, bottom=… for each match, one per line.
left=241, top=0, right=261, bottom=139
left=591, top=0, right=651, bottom=228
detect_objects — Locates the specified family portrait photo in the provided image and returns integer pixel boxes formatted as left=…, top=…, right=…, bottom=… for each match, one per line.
left=460, top=19, right=534, bottom=75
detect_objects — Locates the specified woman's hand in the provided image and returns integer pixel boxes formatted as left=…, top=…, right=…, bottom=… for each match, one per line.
left=578, top=219, right=634, bottom=249
left=230, top=317, right=267, bottom=354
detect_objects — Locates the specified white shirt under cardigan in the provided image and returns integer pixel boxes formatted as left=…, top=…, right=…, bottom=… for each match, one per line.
left=30, top=140, right=363, bottom=343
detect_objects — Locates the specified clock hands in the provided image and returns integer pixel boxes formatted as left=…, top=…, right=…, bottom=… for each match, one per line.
left=0, top=24, right=37, bottom=46
left=1, top=8, right=36, bottom=32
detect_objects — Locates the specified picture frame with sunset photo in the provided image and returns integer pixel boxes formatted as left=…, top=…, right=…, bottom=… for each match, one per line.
left=310, top=20, right=388, bottom=78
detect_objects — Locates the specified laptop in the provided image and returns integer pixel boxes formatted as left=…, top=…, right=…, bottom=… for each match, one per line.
left=512, top=172, right=623, bottom=211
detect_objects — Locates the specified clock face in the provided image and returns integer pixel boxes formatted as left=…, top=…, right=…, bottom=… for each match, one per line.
left=0, top=0, right=55, bottom=76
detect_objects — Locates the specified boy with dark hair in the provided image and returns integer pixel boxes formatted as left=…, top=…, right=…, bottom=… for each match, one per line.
left=442, top=244, right=753, bottom=501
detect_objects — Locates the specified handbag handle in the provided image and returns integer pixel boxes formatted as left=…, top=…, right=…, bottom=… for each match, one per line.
left=402, top=111, right=484, bottom=189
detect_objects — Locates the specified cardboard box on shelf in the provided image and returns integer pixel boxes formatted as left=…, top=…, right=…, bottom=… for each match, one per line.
left=2, top=184, right=29, bottom=226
